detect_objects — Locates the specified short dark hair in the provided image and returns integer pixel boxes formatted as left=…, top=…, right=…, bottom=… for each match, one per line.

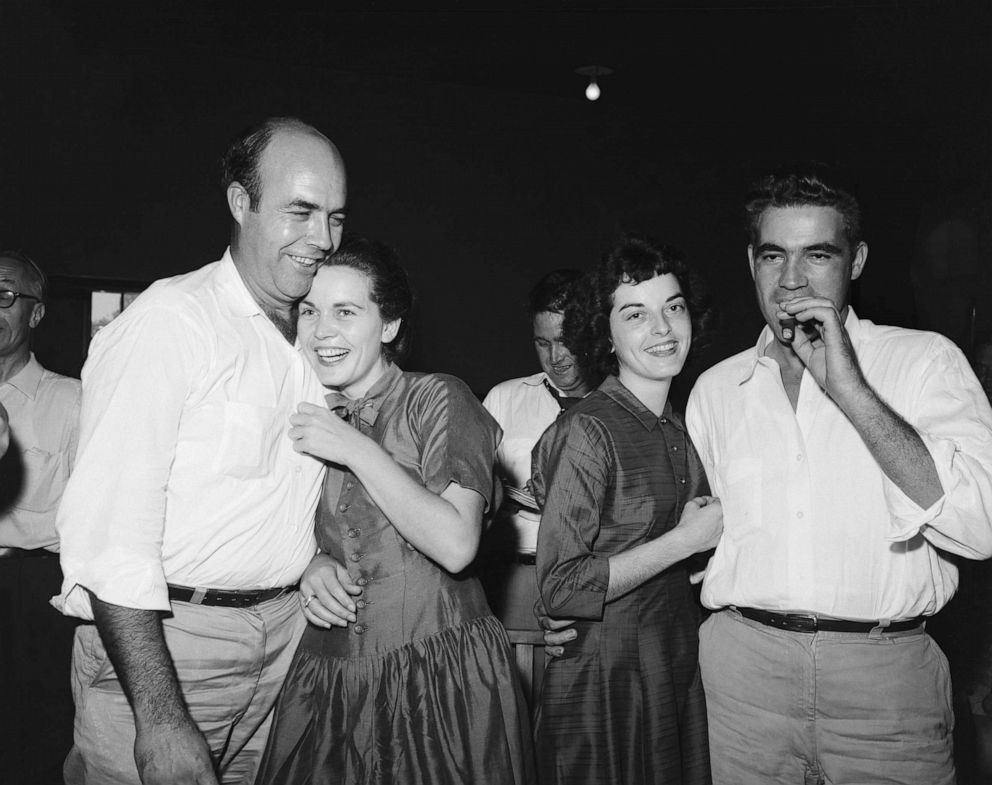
left=745, top=167, right=862, bottom=248
left=220, top=117, right=326, bottom=211
left=528, top=269, right=583, bottom=316
left=324, top=235, right=413, bottom=362
left=0, top=250, right=46, bottom=300
left=563, top=234, right=714, bottom=381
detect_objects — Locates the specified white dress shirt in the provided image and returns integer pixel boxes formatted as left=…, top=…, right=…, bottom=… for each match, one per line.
left=483, top=372, right=563, bottom=553
left=55, top=251, right=326, bottom=620
left=0, top=354, right=80, bottom=550
left=687, top=310, right=992, bottom=621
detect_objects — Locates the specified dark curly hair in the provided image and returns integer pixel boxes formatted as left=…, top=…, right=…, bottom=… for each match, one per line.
left=323, top=235, right=414, bottom=362
left=527, top=269, right=583, bottom=316
left=563, top=234, right=714, bottom=382
left=745, top=166, right=862, bottom=248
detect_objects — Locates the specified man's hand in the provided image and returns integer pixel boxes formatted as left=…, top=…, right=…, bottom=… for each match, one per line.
left=90, top=595, right=218, bottom=785
left=134, top=720, right=218, bottom=785
left=300, top=553, right=363, bottom=628
left=534, top=599, right=576, bottom=658
left=781, top=297, right=867, bottom=403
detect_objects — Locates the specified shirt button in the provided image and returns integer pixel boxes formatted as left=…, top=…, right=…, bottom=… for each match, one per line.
left=356, top=599, right=367, bottom=609
left=406, top=542, right=416, bottom=551
left=350, top=552, right=363, bottom=562
left=353, top=624, right=366, bottom=634
left=347, top=528, right=361, bottom=538
left=356, top=576, right=368, bottom=586
left=679, top=477, right=686, bottom=485
left=660, top=417, right=668, bottom=424
left=339, top=503, right=349, bottom=512
left=797, top=511, right=804, bottom=519
left=671, top=445, right=679, bottom=452
left=345, top=481, right=354, bottom=490
left=796, top=454, right=804, bottom=462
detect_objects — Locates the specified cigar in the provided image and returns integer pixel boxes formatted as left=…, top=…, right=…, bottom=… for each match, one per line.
left=781, top=317, right=797, bottom=342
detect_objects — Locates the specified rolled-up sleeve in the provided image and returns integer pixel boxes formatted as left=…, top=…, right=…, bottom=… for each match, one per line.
left=532, top=414, right=612, bottom=620
left=55, top=303, right=203, bottom=619
left=884, top=337, right=992, bottom=559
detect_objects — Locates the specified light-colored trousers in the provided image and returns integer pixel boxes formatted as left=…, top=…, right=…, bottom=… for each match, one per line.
left=699, top=608, right=955, bottom=785
left=64, top=591, right=306, bottom=785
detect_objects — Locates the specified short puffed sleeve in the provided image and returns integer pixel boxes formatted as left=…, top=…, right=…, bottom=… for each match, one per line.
left=408, top=374, right=501, bottom=510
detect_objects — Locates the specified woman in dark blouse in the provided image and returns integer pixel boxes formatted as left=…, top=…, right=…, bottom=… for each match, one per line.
left=258, top=237, right=534, bottom=785
left=532, top=234, right=722, bottom=785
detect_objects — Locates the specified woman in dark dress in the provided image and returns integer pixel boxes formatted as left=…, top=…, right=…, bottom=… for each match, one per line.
left=532, top=235, right=721, bottom=785
left=258, top=237, right=534, bottom=785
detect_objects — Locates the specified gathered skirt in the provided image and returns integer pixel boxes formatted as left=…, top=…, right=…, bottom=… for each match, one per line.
left=258, top=614, right=535, bottom=785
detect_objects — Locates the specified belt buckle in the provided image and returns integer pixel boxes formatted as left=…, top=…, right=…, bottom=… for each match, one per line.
left=785, top=612, right=819, bottom=633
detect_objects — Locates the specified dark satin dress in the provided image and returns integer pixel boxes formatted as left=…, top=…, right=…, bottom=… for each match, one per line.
left=258, top=364, right=535, bottom=785
left=531, top=376, right=711, bottom=785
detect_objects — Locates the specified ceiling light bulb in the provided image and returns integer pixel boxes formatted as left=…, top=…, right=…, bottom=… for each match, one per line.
left=576, top=65, right=611, bottom=102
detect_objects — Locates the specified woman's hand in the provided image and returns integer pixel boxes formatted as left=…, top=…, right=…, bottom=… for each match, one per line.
left=288, top=402, right=370, bottom=465
left=299, top=553, right=363, bottom=628
left=675, top=495, right=723, bottom=553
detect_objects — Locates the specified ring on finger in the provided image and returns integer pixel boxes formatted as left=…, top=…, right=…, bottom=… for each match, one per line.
left=303, top=593, right=317, bottom=608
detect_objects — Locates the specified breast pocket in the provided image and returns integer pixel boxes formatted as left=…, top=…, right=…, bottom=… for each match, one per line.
left=212, top=401, right=276, bottom=479
left=18, top=447, right=61, bottom=513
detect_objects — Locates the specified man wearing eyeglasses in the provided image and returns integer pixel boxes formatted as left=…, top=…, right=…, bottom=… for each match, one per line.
left=0, top=249, right=82, bottom=783
left=0, top=250, right=81, bottom=552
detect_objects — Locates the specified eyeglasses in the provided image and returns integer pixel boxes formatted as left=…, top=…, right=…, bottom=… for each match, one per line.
left=0, top=290, right=41, bottom=309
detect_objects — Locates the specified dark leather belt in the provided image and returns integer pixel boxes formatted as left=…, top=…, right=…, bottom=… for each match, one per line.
left=510, top=552, right=536, bottom=566
left=0, top=547, right=57, bottom=559
left=167, top=584, right=296, bottom=608
left=737, top=607, right=926, bottom=634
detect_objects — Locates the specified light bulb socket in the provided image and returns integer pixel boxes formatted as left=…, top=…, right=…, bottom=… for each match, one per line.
left=575, top=65, right=613, bottom=102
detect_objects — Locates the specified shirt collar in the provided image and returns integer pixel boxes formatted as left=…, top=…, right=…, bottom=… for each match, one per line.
left=530, top=371, right=590, bottom=400
left=738, top=307, right=862, bottom=385
left=324, top=362, right=403, bottom=428
left=598, top=375, right=680, bottom=432
left=1, top=353, right=44, bottom=399
left=218, top=249, right=267, bottom=319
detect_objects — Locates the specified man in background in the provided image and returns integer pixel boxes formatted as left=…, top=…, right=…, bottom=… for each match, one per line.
left=55, top=117, right=359, bottom=785
left=0, top=250, right=81, bottom=783
left=687, top=169, right=992, bottom=785
left=481, top=269, right=592, bottom=635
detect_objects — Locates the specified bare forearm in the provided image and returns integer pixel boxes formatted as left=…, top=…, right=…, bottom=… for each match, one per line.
left=839, top=386, right=943, bottom=509
left=90, top=593, right=189, bottom=730
left=606, top=528, right=693, bottom=603
left=347, top=441, right=479, bottom=571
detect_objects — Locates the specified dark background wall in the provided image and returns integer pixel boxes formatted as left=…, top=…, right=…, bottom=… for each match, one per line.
left=2, top=1, right=990, bottom=397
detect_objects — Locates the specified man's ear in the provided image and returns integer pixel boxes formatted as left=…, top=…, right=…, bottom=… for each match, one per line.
left=747, top=245, right=757, bottom=280
left=29, top=302, right=45, bottom=329
left=227, top=182, right=250, bottom=226
left=851, top=241, right=868, bottom=281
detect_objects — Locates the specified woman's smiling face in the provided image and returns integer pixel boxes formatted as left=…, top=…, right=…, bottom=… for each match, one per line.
left=297, top=265, right=399, bottom=399
left=608, top=272, right=691, bottom=390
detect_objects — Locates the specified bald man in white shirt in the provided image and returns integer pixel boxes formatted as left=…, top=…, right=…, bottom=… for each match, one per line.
left=55, top=118, right=360, bottom=785
left=686, top=169, right=992, bottom=785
